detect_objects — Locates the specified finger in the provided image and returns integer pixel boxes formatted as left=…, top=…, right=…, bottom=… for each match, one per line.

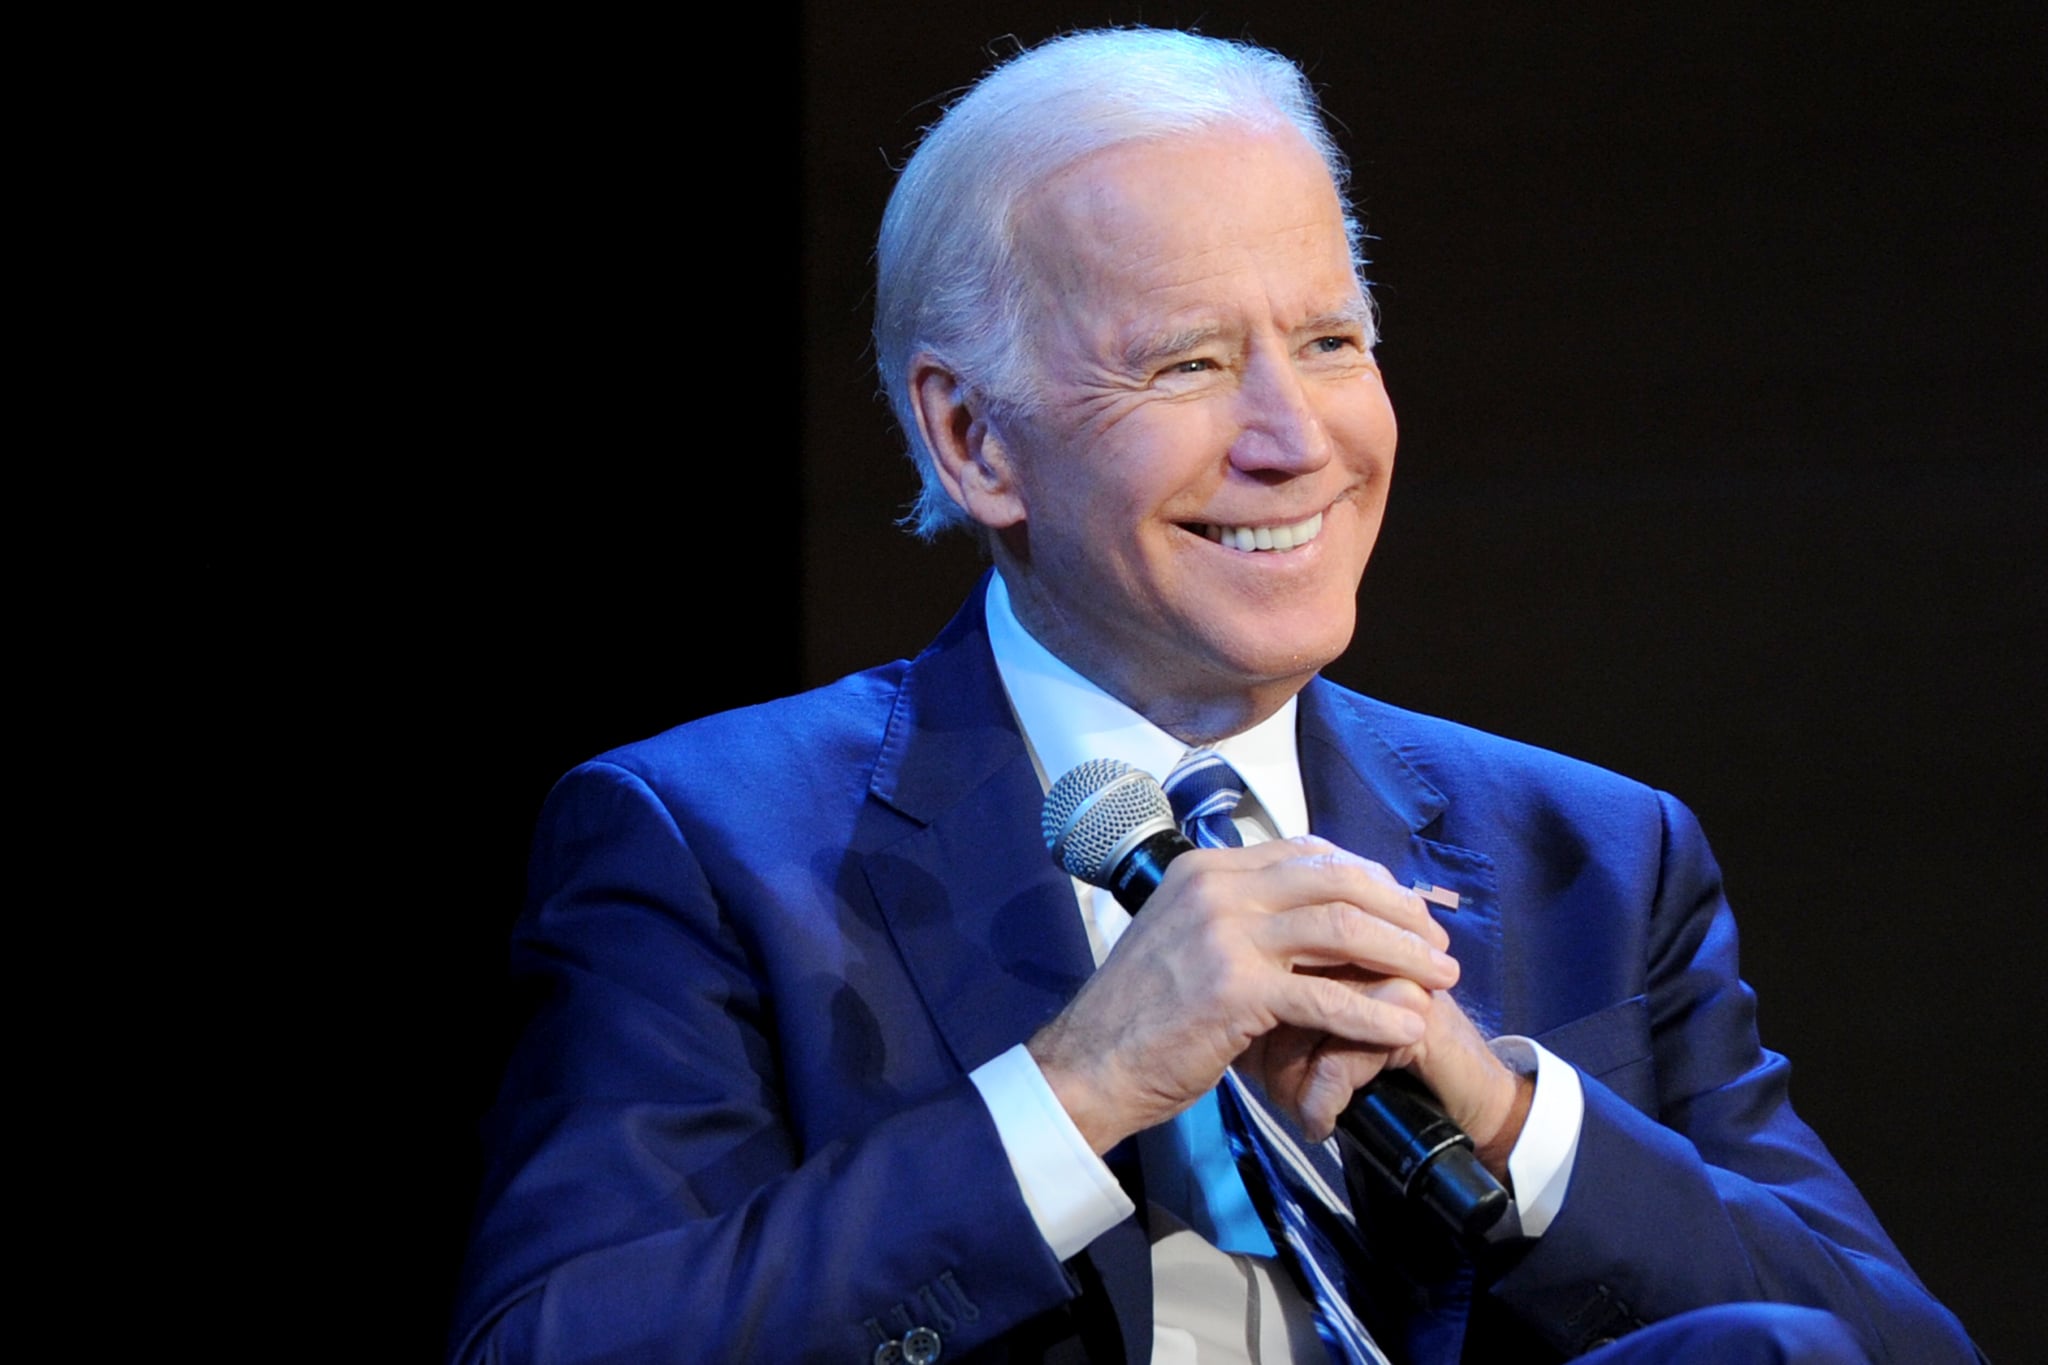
left=1142, top=839, right=1343, bottom=911
left=1343, top=971, right=1434, bottom=1016
left=1249, top=850, right=1450, bottom=948
left=1243, top=1024, right=1325, bottom=1118
left=1159, top=840, right=1450, bottom=951
left=1268, top=970, right=1431, bottom=1049
left=1173, top=835, right=1332, bottom=875
left=1291, top=966, right=1436, bottom=1024
left=1297, top=1051, right=1389, bottom=1143
left=1255, top=1019, right=1414, bottom=1131
left=1260, top=902, right=1460, bottom=990
left=1355, top=860, right=1452, bottom=948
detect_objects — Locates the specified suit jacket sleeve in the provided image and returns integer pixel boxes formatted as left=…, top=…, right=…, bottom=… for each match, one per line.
left=450, top=758, right=1081, bottom=1364
left=1484, top=790, right=1977, bottom=1363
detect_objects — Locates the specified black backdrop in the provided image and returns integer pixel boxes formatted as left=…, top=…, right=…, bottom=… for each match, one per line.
left=412, top=5, right=2043, bottom=1358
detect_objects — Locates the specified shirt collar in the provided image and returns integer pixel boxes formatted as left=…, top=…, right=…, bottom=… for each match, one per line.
left=984, top=571, right=1309, bottom=838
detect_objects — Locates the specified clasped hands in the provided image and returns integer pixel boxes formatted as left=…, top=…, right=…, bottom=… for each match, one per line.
left=1029, top=836, right=1532, bottom=1176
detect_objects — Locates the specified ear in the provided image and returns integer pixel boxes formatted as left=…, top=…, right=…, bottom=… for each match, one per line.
left=909, top=354, right=1028, bottom=530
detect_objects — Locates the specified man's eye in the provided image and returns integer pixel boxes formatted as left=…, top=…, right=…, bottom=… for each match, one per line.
left=1168, top=358, right=1215, bottom=375
left=1311, top=335, right=1354, bottom=354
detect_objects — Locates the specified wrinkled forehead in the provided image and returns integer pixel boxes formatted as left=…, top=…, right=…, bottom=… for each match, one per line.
left=1005, top=127, right=1362, bottom=355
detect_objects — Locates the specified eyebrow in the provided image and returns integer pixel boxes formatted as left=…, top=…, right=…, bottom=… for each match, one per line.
left=1119, top=299, right=1378, bottom=373
left=1297, top=300, right=1377, bottom=342
left=1120, top=324, right=1224, bottom=373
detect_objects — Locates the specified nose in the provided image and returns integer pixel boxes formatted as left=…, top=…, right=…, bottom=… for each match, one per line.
left=1227, top=346, right=1333, bottom=476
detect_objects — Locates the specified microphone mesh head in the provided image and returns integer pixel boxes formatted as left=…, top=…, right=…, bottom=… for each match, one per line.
left=1043, top=758, right=1175, bottom=883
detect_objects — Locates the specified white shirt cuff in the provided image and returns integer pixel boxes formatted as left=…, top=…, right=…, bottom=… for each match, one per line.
left=970, top=1043, right=1135, bottom=1260
left=1490, top=1036, right=1583, bottom=1238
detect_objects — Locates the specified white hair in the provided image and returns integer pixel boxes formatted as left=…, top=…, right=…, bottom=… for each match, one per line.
left=874, top=28, right=1367, bottom=538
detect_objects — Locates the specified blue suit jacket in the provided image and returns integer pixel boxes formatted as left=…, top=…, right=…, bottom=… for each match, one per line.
left=452, top=586, right=1974, bottom=1364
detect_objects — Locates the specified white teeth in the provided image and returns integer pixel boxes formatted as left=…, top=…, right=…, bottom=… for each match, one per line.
left=1200, top=510, right=1323, bottom=553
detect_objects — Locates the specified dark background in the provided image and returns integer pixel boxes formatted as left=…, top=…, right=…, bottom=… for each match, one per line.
left=409, top=4, right=2043, bottom=1357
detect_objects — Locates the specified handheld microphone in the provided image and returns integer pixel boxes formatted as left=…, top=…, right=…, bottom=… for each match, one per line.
left=1043, top=758, right=1511, bottom=1245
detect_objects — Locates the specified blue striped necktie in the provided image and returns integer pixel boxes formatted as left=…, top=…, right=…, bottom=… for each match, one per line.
left=1160, top=749, right=1390, bottom=1365
left=1162, top=748, right=1250, bottom=848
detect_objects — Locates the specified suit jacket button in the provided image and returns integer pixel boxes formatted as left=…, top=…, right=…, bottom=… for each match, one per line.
left=903, top=1325, right=942, bottom=1364
left=871, top=1341, right=902, bottom=1365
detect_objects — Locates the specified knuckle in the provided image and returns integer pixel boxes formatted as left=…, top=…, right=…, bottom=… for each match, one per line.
left=1322, top=900, right=1368, bottom=939
left=1302, top=970, right=1351, bottom=1015
left=1329, top=902, right=1394, bottom=952
left=1168, top=857, right=1241, bottom=918
left=1288, top=844, right=1356, bottom=878
left=1307, top=973, right=1363, bottom=1019
left=1212, top=956, right=1258, bottom=1004
left=1376, top=977, right=1430, bottom=1014
left=1167, top=849, right=1220, bottom=889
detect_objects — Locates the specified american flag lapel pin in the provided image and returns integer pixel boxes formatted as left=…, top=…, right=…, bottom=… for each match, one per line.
left=1410, top=881, right=1462, bottom=911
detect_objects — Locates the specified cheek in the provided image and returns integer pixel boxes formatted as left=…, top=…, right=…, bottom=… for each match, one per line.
left=1351, top=391, right=1399, bottom=469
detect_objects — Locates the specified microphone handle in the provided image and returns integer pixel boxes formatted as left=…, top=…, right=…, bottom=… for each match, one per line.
left=1110, top=826, right=1512, bottom=1245
left=1340, top=1070, right=1510, bottom=1243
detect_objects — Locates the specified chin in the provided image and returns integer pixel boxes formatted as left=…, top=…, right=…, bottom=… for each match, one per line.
left=1221, top=619, right=1355, bottom=689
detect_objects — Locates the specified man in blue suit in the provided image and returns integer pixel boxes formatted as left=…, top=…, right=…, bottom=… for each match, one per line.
left=454, top=30, right=1978, bottom=1365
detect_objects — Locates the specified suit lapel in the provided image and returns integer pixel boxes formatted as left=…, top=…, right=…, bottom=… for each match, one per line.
left=1298, top=679, right=1504, bottom=1033
left=1298, top=679, right=1501, bottom=1365
left=859, top=581, right=1096, bottom=1071
left=858, top=581, right=1153, bottom=1363
left=860, top=752, right=1092, bottom=1071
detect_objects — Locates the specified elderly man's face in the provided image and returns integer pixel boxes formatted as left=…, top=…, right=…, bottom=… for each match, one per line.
left=986, top=127, right=1397, bottom=729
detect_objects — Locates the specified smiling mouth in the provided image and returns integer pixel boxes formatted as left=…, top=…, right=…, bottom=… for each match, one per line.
left=1191, top=509, right=1325, bottom=552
